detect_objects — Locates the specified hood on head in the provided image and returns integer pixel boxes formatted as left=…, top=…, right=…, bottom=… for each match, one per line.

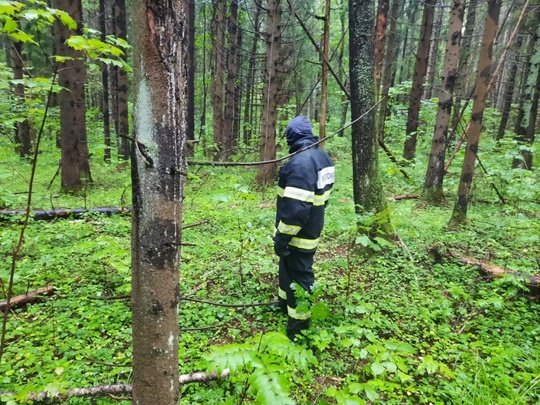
left=285, top=116, right=314, bottom=146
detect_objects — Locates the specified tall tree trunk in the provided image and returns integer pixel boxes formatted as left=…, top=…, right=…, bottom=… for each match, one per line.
left=243, top=5, right=261, bottom=145
left=450, top=0, right=502, bottom=224
left=424, top=0, right=465, bottom=203
left=53, top=0, right=92, bottom=190
left=114, top=0, right=130, bottom=160
left=199, top=3, right=208, bottom=152
left=403, top=0, right=436, bottom=160
left=99, top=0, right=111, bottom=163
left=211, top=0, right=226, bottom=160
left=377, top=0, right=400, bottom=136
left=451, top=0, right=479, bottom=135
left=256, top=0, right=281, bottom=185
left=10, top=41, right=32, bottom=157
left=396, top=0, right=419, bottom=84
left=374, top=0, right=389, bottom=99
left=425, top=1, right=445, bottom=99
left=319, top=0, right=331, bottom=147
left=496, top=33, right=523, bottom=140
left=349, top=0, right=386, bottom=215
left=186, top=0, right=195, bottom=157
left=522, top=61, right=540, bottom=169
left=514, top=17, right=540, bottom=169
left=337, top=0, right=349, bottom=137
left=232, top=27, right=243, bottom=146
left=222, top=0, right=240, bottom=160
left=131, top=0, right=188, bottom=401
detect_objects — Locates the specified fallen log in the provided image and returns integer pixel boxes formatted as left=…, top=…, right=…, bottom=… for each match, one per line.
left=450, top=253, right=540, bottom=294
left=389, top=194, right=420, bottom=201
left=0, top=286, right=55, bottom=311
left=0, top=207, right=130, bottom=221
left=2, top=369, right=230, bottom=402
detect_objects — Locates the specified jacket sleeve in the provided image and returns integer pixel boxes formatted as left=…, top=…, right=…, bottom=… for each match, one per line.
left=275, top=159, right=315, bottom=241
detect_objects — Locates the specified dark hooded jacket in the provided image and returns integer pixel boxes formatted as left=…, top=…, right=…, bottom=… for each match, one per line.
left=275, top=116, right=335, bottom=254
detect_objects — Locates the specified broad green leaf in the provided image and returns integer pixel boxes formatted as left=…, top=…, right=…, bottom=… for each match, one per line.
left=311, top=301, right=330, bottom=320
left=0, top=1, right=24, bottom=16
left=65, top=35, right=87, bottom=51
left=54, top=9, right=76, bottom=29
left=364, top=386, right=379, bottom=402
left=371, top=362, right=385, bottom=376
left=9, top=29, right=36, bottom=43
left=355, top=235, right=371, bottom=247
left=374, top=237, right=394, bottom=248
left=249, top=372, right=295, bottom=405
left=1, top=17, right=17, bottom=33
left=383, top=361, right=397, bottom=373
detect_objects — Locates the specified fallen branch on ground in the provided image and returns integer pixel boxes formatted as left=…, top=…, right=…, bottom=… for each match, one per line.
left=457, top=255, right=540, bottom=287
left=0, top=207, right=129, bottom=221
left=0, top=286, right=55, bottom=312
left=440, top=250, right=540, bottom=294
left=389, top=194, right=419, bottom=201
left=1, top=369, right=230, bottom=402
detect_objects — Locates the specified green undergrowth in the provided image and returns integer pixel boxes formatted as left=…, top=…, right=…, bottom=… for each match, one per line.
left=1, top=114, right=539, bottom=404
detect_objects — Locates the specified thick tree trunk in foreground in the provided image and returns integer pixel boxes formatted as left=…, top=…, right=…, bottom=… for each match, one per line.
left=451, top=0, right=501, bottom=224
left=404, top=0, right=436, bottom=160
left=424, top=0, right=465, bottom=203
left=10, top=41, right=32, bottom=157
left=256, top=0, right=281, bottom=185
left=53, top=0, right=92, bottom=191
left=131, top=0, right=188, bottom=401
left=349, top=0, right=385, bottom=214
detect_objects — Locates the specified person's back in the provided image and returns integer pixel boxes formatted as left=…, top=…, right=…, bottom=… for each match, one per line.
left=273, top=116, right=335, bottom=340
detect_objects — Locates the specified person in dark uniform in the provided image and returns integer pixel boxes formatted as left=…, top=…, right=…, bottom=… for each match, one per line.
left=273, top=116, right=335, bottom=340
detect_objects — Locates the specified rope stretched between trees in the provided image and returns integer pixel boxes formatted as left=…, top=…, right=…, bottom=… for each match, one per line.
left=188, top=98, right=384, bottom=167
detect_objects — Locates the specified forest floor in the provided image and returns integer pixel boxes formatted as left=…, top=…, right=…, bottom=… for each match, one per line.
left=1, top=116, right=540, bottom=404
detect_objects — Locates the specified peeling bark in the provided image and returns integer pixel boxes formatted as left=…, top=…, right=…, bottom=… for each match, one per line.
left=131, top=0, right=188, bottom=402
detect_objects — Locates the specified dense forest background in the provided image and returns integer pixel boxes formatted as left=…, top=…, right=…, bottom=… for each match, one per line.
left=0, top=0, right=539, bottom=403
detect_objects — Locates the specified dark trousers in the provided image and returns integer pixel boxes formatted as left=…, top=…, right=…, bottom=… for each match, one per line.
left=278, top=250, right=315, bottom=339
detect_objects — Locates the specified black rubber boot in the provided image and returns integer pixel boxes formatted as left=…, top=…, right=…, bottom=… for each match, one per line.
left=286, top=317, right=310, bottom=341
